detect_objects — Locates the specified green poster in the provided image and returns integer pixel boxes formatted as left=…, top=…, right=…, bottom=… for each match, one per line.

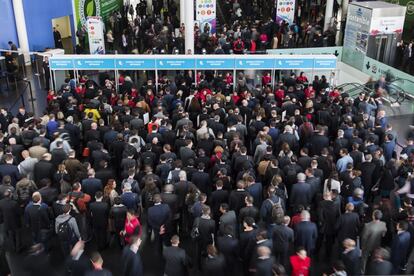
left=74, top=0, right=123, bottom=28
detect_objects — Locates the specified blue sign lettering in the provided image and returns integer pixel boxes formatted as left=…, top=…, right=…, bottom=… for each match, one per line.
left=157, top=59, right=195, bottom=70
left=235, top=58, right=274, bottom=69
left=314, top=59, right=337, bottom=69
left=275, top=58, right=314, bottom=69
left=73, top=58, right=116, bottom=69
left=50, top=59, right=74, bottom=70
left=196, top=59, right=235, bottom=69
left=115, top=58, right=156, bottom=70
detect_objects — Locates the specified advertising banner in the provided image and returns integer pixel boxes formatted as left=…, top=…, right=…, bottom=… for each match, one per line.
left=276, top=0, right=295, bottom=25
left=196, top=0, right=217, bottom=34
left=343, top=4, right=372, bottom=71
left=74, top=0, right=123, bottom=29
left=87, top=17, right=105, bottom=54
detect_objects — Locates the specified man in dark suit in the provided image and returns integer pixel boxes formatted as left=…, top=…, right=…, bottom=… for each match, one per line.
left=272, top=216, right=294, bottom=268
left=64, top=116, right=81, bottom=150
left=95, top=160, right=114, bottom=187
left=255, top=246, right=275, bottom=276
left=194, top=205, right=216, bottom=268
left=366, top=247, right=393, bottom=275
left=294, top=210, right=317, bottom=255
left=209, top=181, right=229, bottom=223
left=317, top=191, right=341, bottom=259
left=89, top=191, right=109, bottom=250
left=216, top=225, right=240, bottom=275
left=163, top=235, right=190, bottom=276
left=390, top=221, right=411, bottom=274
left=0, top=190, right=21, bottom=252
left=34, top=153, right=54, bottom=183
left=358, top=154, right=376, bottom=198
left=218, top=203, right=237, bottom=237
left=0, top=154, right=21, bottom=186
left=50, top=141, right=68, bottom=168
left=66, top=240, right=92, bottom=275
left=191, top=163, right=211, bottom=196
left=24, top=192, right=51, bottom=246
left=336, top=203, right=361, bottom=245
left=179, top=140, right=196, bottom=166
left=122, top=236, right=144, bottom=276
left=341, top=238, right=362, bottom=276
left=290, top=173, right=312, bottom=209
left=81, top=168, right=102, bottom=200
left=229, top=181, right=249, bottom=215
left=147, top=194, right=171, bottom=253
left=309, top=126, right=330, bottom=156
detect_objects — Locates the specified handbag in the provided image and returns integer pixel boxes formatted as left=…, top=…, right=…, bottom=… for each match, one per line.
left=191, top=217, right=200, bottom=240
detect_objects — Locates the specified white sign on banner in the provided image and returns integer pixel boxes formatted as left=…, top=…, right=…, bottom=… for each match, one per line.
left=370, top=16, right=405, bottom=34
left=276, top=0, right=295, bottom=25
left=196, top=0, right=216, bottom=34
left=87, top=16, right=105, bottom=55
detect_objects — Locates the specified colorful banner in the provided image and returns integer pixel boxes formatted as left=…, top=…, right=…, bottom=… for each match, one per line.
left=196, top=0, right=217, bottom=34
left=276, top=0, right=295, bottom=25
left=87, top=17, right=105, bottom=54
left=74, top=0, right=123, bottom=29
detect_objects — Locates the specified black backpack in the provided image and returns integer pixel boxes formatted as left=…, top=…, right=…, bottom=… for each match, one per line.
left=57, top=217, right=74, bottom=241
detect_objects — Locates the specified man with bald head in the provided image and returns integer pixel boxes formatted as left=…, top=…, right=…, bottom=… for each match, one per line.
left=18, top=150, right=38, bottom=180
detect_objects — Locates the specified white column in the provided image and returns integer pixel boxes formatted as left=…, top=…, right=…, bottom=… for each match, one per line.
left=180, top=0, right=185, bottom=25
left=12, top=0, right=30, bottom=64
left=324, top=0, right=334, bottom=32
left=147, top=0, right=153, bottom=15
left=184, top=0, right=194, bottom=54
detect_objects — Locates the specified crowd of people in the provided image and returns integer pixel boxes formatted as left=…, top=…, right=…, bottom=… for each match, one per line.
left=71, top=0, right=337, bottom=55
left=0, top=66, right=414, bottom=276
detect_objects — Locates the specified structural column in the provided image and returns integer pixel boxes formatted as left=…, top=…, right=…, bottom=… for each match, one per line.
left=12, top=0, right=30, bottom=63
left=184, top=0, right=194, bottom=54
left=324, top=0, right=334, bottom=31
left=180, top=0, right=185, bottom=25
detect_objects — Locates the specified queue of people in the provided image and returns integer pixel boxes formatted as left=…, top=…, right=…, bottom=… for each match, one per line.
left=0, top=67, right=414, bottom=276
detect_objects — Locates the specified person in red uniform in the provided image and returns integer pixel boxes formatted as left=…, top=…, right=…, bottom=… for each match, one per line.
left=262, top=72, right=271, bottom=87
left=121, top=210, right=142, bottom=245
left=290, top=247, right=311, bottom=276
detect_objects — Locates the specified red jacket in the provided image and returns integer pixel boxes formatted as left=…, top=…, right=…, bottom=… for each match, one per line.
left=290, top=255, right=311, bottom=276
left=124, top=216, right=141, bottom=244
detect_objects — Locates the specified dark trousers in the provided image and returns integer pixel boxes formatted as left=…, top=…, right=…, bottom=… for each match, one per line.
left=93, top=227, right=107, bottom=250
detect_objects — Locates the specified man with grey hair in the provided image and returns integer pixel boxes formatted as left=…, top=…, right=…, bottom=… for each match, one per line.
left=276, top=124, right=299, bottom=153
left=290, top=173, right=312, bottom=209
left=294, top=210, right=318, bottom=254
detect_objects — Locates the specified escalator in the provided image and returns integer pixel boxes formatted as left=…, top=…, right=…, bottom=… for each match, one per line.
left=336, top=81, right=407, bottom=106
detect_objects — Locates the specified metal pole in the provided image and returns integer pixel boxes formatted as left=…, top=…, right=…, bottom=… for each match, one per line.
left=271, top=69, right=275, bottom=91
left=53, top=70, right=56, bottom=91
left=233, top=69, right=236, bottom=91
left=155, top=69, right=159, bottom=93
left=28, top=81, right=35, bottom=114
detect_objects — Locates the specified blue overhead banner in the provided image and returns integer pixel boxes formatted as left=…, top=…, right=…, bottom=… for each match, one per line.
left=116, top=58, right=156, bottom=70
left=73, top=58, right=116, bottom=70
left=50, top=55, right=337, bottom=71
left=235, top=58, right=275, bottom=69
left=196, top=58, right=234, bottom=70
left=275, top=58, right=314, bottom=69
left=157, top=59, right=195, bottom=70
